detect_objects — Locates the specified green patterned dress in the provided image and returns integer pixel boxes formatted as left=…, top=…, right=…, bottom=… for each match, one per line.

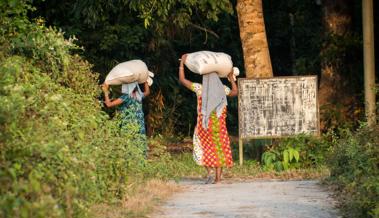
left=119, top=94, right=147, bottom=155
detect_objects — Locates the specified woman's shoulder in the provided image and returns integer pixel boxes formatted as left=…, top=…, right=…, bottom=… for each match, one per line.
left=192, top=83, right=231, bottom=95
left=223, top=85, right=231, bottom=95
left=192, top=82, right=202, bottom=89
left=192, top=83, right=202, bottom=95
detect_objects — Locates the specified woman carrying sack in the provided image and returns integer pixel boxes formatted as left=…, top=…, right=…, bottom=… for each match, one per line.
left=101, top=82, right=150, bottom=156
left=179, top=54, right=237, bottom=184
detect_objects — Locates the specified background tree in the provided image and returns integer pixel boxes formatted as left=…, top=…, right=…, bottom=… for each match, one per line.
left=362, top=0, right=376, bottom=126
left=236, top=0, right=273, bottom=78
left=319, top=0, right=355, bottom=130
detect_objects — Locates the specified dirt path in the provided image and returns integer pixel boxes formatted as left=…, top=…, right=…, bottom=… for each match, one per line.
left=152, top=179, right=340, bottom=218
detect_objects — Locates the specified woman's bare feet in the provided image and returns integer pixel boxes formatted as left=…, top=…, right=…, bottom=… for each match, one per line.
left=205, top=175, right=214, bottom=184
left=213, top=167, right=222, bottom=184
left=205, top=167, right=214, bottom=184
left=212, top=179, right=221, bottom=184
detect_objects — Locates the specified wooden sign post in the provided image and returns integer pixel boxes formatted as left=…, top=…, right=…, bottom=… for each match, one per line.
left=237, top=76, right=320, bottom=165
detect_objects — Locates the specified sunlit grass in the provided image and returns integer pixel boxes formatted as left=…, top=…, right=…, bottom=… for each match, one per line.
left=90, top=179, right=180, bottom=218
left=155, top=152, right=330, bottom=181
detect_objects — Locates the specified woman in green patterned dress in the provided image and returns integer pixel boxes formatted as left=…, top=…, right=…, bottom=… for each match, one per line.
left=101, top=82, right=150, bottom=156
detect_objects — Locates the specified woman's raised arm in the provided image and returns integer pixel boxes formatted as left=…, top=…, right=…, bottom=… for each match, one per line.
left=143, top=82, right=150, bottom=97
left=102, top=84, right=123, bottom=107
left=178, top=54, right=193, bottom=90
left=227, top=72, right=238, bottom=97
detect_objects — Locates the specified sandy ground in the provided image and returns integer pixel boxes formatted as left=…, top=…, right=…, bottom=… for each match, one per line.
left=152, top=179, right=340, bottom=218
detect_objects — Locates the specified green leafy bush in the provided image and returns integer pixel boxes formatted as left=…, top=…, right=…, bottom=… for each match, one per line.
left=0, top=55, right=147, bottom=218
left=262, top=146, right=300, bottom=171
left=327, top=126, right=379, bottom=218
left=0, top=3, right=147, bottom=217
left=261, top=134, right=331, bottom=171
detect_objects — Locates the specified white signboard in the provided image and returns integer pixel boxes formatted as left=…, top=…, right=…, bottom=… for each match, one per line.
left=238, top=76, right=320, bottom=139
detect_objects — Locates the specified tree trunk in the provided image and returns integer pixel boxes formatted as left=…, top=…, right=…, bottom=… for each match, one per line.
left=362, top=0, right=376, bottom=126
left=319, top=0, right=352, bottom=105
left=319, top=0, right=354, bottom=130
left=236, top=0, right=273, bottom=78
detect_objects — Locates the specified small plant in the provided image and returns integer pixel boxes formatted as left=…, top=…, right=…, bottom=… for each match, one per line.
left=260, top=134, right=332, bottom=172
left=262, top=145, right=300, bottom=171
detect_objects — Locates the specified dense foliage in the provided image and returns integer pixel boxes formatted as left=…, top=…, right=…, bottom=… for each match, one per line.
left=0, top=2, right=146, bottom=217
left=30, top=0, right=377, bottom=135
left=29, top=0, right=244, bottom=136
left=327, top=126, right=379, bottom=218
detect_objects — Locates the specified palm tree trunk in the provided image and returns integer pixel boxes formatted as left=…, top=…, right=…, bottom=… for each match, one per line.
left=236, top=0, right=273, bottom=78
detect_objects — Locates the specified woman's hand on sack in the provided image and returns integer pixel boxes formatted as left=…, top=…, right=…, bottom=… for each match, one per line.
left=180, top=54, right=188, bottom=65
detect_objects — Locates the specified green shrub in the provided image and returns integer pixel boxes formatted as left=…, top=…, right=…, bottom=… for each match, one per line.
left=262, top=146, right=300, bottom=171
left=327, top=126, right=379, bottom=218
left=0, top=54, right=147, bottom=217
left=261, top=134, right=331, bottom=171
left=0, top=3, right=147, bottom=217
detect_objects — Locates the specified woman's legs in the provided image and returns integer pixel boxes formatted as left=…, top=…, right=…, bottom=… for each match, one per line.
left=214, top=167, right=222, bottom=184
left=205, top=167, right=213, bottom=184
left=205, top=167, right=212, bottom=176
left=204, top=167, right=224, bottom=184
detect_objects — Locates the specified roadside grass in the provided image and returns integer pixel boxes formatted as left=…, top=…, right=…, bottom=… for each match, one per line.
left=90, top=179, right=180, bottom=218
left=168, top=152, right=330, bottom=181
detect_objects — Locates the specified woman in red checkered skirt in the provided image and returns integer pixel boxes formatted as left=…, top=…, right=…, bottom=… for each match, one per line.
left=179, top=54, right=238, bottom=184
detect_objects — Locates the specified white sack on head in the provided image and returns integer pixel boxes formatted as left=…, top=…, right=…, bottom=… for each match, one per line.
left=184, top=51, right=233, bottom=77
left=104, top=60, right=154, bottom=86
